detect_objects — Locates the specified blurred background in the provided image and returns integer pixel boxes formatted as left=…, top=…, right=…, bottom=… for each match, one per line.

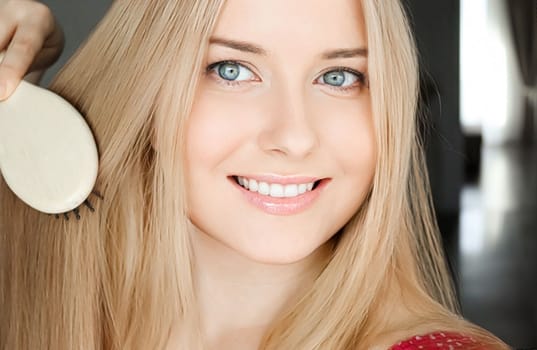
left=403, top=1, right=536, bottom=348
left=38, top=0, right=536, bottom=348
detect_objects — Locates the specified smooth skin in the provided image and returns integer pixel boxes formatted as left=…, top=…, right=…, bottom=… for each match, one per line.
left=180, top=0, right=378, bottom=349
left=0, top=0, right=64, bottom=100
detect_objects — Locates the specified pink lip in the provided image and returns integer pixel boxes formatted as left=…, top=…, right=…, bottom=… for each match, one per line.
left=229, top=176, right=330, bottom=216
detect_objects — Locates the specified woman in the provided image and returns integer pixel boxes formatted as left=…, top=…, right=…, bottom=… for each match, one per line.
left=0, top=0, right=511, bottom=349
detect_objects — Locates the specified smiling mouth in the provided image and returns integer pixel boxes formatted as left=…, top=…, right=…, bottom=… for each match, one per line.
left=230, top=175, right=323, bottom=198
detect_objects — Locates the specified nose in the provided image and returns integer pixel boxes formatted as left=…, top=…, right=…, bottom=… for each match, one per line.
left=257, top=88, right=320, bottom=160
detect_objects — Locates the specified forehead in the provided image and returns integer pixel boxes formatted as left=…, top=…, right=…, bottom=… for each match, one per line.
left=211, top=0, right=367, bottom=52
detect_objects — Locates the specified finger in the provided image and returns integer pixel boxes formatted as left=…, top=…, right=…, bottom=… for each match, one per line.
left=29, top=46, right=62, bottom=72
left=0, top=27, right=45, bottom=100
left=0, top=11, right=17, bottom=53
left=30, top=18, right=65, bottom=72
left=0, top=1, right=58, bottom=99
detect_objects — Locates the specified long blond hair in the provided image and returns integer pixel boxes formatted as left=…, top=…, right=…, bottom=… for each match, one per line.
left=0, top=1, right=509, bottom=349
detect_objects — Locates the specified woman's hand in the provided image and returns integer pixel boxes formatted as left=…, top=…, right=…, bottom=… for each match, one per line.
left=0, top=0, right=64, bottom=100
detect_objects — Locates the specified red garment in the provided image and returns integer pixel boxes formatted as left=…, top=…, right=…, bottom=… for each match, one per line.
left=390, top=332, right=491, bottom=350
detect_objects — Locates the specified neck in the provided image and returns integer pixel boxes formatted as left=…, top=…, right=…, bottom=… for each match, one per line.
left=189, top=225, right=332, bottom=348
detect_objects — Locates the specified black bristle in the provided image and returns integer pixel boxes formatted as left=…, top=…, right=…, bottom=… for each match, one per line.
left=92, top=190, right=104, bottom=200
left=84, top=199, right=95, bottom=212
left=47, top=190, right=104, bottom=221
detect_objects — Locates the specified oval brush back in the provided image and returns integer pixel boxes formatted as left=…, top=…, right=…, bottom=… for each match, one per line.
left=0, top=79, right=99, bottom=214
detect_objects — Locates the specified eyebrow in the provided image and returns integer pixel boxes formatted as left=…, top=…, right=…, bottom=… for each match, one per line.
left=321, top=48, right=368, bottom=59
left=209, top=37, right=267, bottom=55
left=209, top=37, right=368, bottom=59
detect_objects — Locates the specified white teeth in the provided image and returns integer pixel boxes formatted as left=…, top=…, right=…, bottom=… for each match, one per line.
left=258, top=182, right=270, bottom=195
left=249, top=179, right=258, bottom=192
left=236, top=176, right=317, bottom=198
left=270, top=184, right=284, bottom=197
left=284, top=184, right=298, bottom=197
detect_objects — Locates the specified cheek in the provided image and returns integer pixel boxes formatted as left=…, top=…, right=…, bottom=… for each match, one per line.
left=185, top=90, right=265, bottom=165
left=187, top=94, right=237, bottom=164
left=310, top=95, right=376, bottom=234
left=320, top=96, right=376, bottom=176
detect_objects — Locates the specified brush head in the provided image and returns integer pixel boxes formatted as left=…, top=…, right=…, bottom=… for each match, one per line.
left=0, top=79, right=99, bottom=214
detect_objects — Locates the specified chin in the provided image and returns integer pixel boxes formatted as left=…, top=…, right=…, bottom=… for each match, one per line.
left=236, top=244, right=322, bottom=265
left=221, top=224, right=334, bottom=265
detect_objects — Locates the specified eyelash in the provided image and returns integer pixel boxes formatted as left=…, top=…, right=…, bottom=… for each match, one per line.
left=205, top=60, right=257, bottom=88
left=205, top=60, right=367, bottom=92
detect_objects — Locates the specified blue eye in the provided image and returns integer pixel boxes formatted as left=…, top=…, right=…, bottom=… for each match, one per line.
left=319, top=69, right=362, bottom=88
left=209, top=61, right=257, bottom=82
left=219, top=63, right=240, bottom=80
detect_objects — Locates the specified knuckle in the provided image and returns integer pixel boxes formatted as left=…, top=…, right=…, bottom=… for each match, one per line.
left=4, top=0, right=27, bottom=19
left=29, top=2, right=53, bottom=21
left=5, top=1, right=53, bottom=26
left=28, top=2, right=55, bottom=33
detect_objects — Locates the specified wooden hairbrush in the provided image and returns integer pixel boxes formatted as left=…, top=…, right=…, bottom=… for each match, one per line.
left=0, top=52, right=101, bottom=220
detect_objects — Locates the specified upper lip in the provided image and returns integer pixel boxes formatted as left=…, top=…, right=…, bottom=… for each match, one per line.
left=232, top=174, right=324, bottom=185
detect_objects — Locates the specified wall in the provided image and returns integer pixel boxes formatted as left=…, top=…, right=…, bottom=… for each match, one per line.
left=404, top=0, right=463, bottom=216
left=40, top=0, right=112, bottom=85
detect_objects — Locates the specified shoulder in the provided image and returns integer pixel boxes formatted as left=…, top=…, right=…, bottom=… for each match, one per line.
left=389, top=331, right=501, bottom=350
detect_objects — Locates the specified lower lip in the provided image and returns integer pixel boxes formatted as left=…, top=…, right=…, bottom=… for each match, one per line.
left=229, top=177, right=330, bottom=216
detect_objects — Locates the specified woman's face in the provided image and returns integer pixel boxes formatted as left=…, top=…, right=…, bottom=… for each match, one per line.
left=186, top=0, right=376, bottom=264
